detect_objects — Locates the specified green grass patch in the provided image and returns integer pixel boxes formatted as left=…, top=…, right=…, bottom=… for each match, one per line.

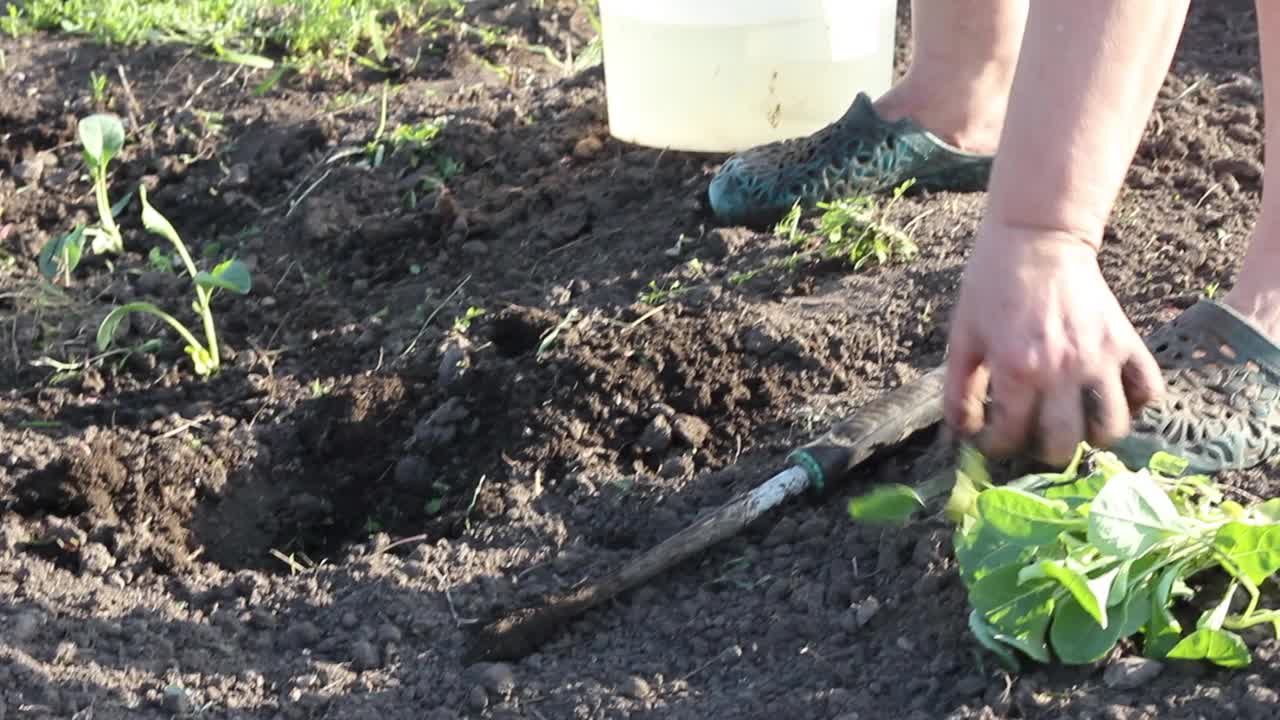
left=4, top=0, right=465, bottom=71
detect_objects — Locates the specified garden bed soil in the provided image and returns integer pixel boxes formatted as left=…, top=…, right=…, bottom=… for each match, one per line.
left=3, top=0, right=1280, bottom=718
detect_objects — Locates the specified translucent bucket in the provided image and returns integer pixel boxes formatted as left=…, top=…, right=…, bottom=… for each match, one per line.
left=598, top=0, right=897, bottom=153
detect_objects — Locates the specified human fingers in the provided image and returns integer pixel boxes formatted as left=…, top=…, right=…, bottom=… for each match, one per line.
left=1082, top=368, right=1131, bottom=449
left=1034, top=374, right=1087, bottom=466
left=975, top=357, right=1040, bottom=459
left=1120, top=340, right=1165, bottom=414
left=943, top=332, right=990, bottom=438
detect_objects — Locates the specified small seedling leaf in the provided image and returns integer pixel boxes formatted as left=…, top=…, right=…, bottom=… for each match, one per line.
left=110, top=187, right=135, bottom=218
left=195, top=259, right=253, bottom=294
left=1213, top=521, right=1280, bottom=586
left=216, top=48, right=275, bottom=69
left=37, top=225, right=86, bottom=280
left=185, top=344, right=216, bottom=376
left=1166, top=628, right=1251, bottom=668
left=139, top=186, right=182, bottom=247
left=847, top=484, right=923, bottom=525
left=78, top=113, right=125, bottom=167
left=98, top=302, right=160, bottom=351
left=977, top=487, right=1081, bottom=545
left=1087, top=470, right=1186, bottom=559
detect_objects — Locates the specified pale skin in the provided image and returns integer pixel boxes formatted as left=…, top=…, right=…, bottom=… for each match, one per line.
left=868, top=0, right=1280, bottom=465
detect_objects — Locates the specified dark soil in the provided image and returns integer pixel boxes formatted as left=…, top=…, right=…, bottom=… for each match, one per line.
left=2, top=0, right=1279, bottom=718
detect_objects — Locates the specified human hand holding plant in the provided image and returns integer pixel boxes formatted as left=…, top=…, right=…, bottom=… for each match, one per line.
left=943, top=226, right=1165, bottom=465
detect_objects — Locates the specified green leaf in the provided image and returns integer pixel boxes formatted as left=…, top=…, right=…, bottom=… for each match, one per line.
left=110, top=187, right=135, bottom=218
left=37, top=225, right=86, bottom=280
left=848, top=484, right=923, bottom=525
left=1144, top=562, right=1186, bottom=658
left=1166, top=628, right=1251, bottom=668
left=1043, top=471, right=1108, bottom=503
left=968, top=609, right=1022, bottom=672
left=945, top=454, right=985, bottom=523
left=185, top=344, right=216, bottom=376
left=140, top=188, right=183, bottom=252
left=1108, top=559, right=1133, bottom=608
left=194, top=259, right=253, bottom=294
left=954, top=520, right=1035, bottom=586
left=1049, top=591, right=1126, bottom=664
left=1197, top=582, right=1236, bottom=631
left=215, top=48, right=275, bottom=69
left=97, top=301, right=203, bottom=359
left=1087, top=470, right=1186, bottom=559
left=97, top=303, right=139, bottom=351
left=1117, top=581, right=1153, bottom=639
left=968, top=563, right=1057, bottom=663
left=1040, top=560, right=1118, bottom=629
left=1214, top=521, right=1280, bottom=586
left=987, top=600, right=1054, bottom=665
left=1254, top=498, right=1280, bottom=523
left=977, top=487, right=1082, bottom=545
left=1148, top=451, right=1190, bottom=478
left=78, top=113, right=125, bottom=167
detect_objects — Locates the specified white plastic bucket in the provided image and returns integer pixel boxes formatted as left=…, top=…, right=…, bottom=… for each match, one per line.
left=598, top=0, right=897, bottom=153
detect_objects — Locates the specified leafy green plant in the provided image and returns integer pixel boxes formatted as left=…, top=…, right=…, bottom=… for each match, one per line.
left=849, top=444, right=1280, bottom=671
left=97, top=186, right=252, bottom=376
left=813, top=179, right=917, bottom=269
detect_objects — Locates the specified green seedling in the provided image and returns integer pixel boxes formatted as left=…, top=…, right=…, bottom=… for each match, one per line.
left=773, top=201, right=804, bottom=245
left=536, top=308, right=580, bottom=358
left=814, top=179, right=917, bottom=269
left=88, top=70, right=109, bottom=107
left=97, top=186, right=252, bottom=376
left=639, top=280, right=686, bottom=306
left=148, top=246, right=177, bottom=273
left=452, top=306, right=485, bottom=333
left=37, top=225, right=86, bottom=285
left=849, top=444, right=1280, bottom=671
left=78, top=113, right=127, bottom=254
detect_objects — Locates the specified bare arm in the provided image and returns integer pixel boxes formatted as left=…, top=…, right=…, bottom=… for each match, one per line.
left=985, top=0, right=1190, bottom=247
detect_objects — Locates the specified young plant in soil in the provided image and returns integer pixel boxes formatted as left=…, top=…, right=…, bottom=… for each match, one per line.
left=77, top=112, right=129, bottom=254
left=776, top=178, right=918, bottom=271
left=97, top=186, right=252, bottom=376
left=36, top=113, right=132, bottom=283
left=849, top=444, right=1280, bottom=671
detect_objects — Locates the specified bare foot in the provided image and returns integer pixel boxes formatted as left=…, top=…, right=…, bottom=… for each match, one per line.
left=872, top=70, right=1013, bottom=156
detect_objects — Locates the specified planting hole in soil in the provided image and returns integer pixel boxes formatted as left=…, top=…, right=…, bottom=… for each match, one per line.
left=3, top=1, right=1280, bottom=718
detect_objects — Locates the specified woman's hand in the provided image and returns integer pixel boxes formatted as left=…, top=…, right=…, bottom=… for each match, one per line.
left=943, top=225, right=1165, bottom=465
